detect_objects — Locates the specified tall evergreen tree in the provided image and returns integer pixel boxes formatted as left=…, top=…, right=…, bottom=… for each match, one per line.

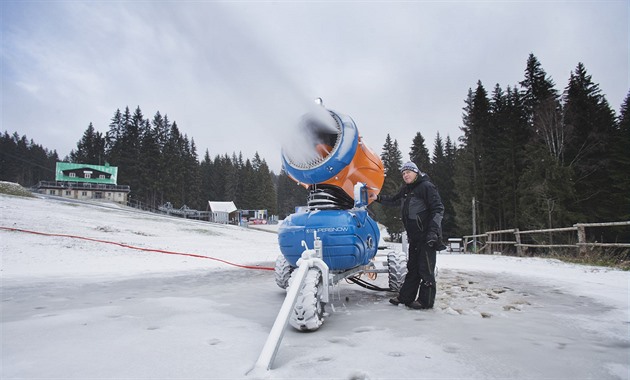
left=409, top=132, right=431, bottom=176
left=562, top=63, right=617, bottom=222
left=610, top=91, right=630, bottom=220
left=442, top=135, right=458, bottom=237
left=276, top=168, right=308, bottom=219
left=240, top=159, right=257, bottom=210
left=453, top=82, right=492, bottom=234
left=517, top=54, right=571, bottom=230
left=371, top=134, right=404, bottom=241
left=199, top=150, right=216, bottom=205
left=431, top=133, right=457, bottom=238
left=138, top=118, right=161, bottom=209
left=453, top=90, right=477, bottom=237
left=252, top=153, right=278, bottom=215
left=502, top=86, right=530, bottom=228
left=69, top=123, right=105, bottom=165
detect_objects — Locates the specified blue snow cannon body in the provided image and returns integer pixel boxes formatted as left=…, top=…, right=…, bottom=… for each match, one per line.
left=278, top=205, right=380, bottom=271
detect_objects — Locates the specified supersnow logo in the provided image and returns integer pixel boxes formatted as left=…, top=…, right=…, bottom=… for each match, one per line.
left=306, top=226, right=350, bottom=233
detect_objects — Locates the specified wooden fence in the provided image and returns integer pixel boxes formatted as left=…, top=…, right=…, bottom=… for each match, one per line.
left=462, top=221, right=630, bottom=255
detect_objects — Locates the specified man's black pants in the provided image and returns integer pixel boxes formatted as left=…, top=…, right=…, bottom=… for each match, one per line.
left=398, top=239, right=437, bottom=308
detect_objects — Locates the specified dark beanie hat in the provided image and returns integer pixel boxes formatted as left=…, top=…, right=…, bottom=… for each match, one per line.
left=400, top=161, right=419, bottom=174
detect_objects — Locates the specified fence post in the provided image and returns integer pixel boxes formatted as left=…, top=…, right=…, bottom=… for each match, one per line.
left=576, top=224, right=587, bottom=255
left=514, top=229, right=522, bottom=256
left=486, top=232, right=492, bottom=254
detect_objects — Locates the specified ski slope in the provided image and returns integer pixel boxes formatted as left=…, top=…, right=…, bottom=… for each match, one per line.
left=1, top=192, right=628, bottom=379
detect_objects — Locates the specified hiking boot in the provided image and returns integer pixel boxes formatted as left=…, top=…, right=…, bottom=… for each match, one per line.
left=406, top=301, right=429, bottom=310
left=389, top=297, right=402, bottom=305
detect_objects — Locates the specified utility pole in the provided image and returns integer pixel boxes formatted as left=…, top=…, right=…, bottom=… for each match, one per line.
left=472, top=197, right=476, bottom=253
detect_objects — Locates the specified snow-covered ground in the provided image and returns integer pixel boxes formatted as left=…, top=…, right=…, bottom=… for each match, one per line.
left=1, top=192, right=629, bottom=379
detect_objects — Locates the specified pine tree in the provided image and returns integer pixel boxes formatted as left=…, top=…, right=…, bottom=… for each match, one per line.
left=610, top=91, right=630, bottom=220
left=240, top=159, right=257, bottom=210
left=223, top=153, right=240, bottom=204
left=517, top=54, right=570, bottom=230
left=252, top=153, right=278, bottom=215
left=371, top=134, right=404, bottom=241
left=431, top=133, right=457, bottom=238
left=276, top=168, right=308, bottom=218
left=442, top=135, right=458, bottom=237
left=69, top=123, right=105, bottom=165
left=455, top=82, right=492, bottom=233
left=199, top=150, right=215, bottom=205
left=139, top=118, right=161, bottom=209
left=182, top=136, right=201, bottom=209
left=453, top=89, right=476, bottom=237
left=562, top=63, right=617, bottom=222
left=105, top=109, right=123, bottom=161
left=409, top=132, right=431, bottom=176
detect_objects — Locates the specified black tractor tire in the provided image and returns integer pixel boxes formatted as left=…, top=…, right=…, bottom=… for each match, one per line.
left=274, top=254, right=294, bottom=289
left=387, top=250, right=407, bottom=292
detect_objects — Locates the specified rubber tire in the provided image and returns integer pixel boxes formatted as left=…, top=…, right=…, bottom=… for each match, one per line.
left=274, top=255, right=294, bottom=289
left=387, top=250, right=407, bottom=292
left=289, top=268, right=325, bottom=331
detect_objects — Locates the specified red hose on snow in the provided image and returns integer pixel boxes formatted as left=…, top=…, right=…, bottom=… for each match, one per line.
left=0, top=226, right=274, bottom=271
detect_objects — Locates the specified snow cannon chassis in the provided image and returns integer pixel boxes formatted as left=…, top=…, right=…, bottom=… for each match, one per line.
left=275, top=182, right=408, bottom=332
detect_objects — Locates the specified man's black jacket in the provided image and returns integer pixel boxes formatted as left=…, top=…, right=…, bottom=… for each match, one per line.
left=378, top=174, right=444, bottom=242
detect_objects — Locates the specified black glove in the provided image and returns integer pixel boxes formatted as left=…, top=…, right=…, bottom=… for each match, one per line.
left=426, top=231, right=438, bottom=247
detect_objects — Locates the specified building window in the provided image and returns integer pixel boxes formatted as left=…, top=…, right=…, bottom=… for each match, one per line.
left=65, top=191, right=71, bottom=196
left=49, top=190, right=56, bottom=195
left=69, top=173, right=76, bottom=178
left=99, top=175, right=106, bottom=179
left=81, top=191, right=88, bottom=196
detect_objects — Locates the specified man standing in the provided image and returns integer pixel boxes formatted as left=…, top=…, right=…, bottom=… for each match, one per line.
left=375, top=161, right=445, bottom=309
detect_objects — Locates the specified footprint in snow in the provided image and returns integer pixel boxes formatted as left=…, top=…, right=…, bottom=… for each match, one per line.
left=327, top=336, right=357, bottom=347
left=352, top=326, right=376, bottom=333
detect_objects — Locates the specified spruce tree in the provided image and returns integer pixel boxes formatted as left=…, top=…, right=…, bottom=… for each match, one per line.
left=453, top=89, right=477, bottom=237
left=372, top=134, right=404, bottom=242
left=409, top=132, right=431, bottom=176
left=431, top=133, right=457, bottom=239
left=252, top=153, right=278, bottom=215
left=69, top=123, right=105, bottom=165
left=562, top=63, right=617, bottom=222
left=610, top=91, right=630, bottom=220
left=139, top=119, right=160, bottom=209
left=276, top=168, right=308, bottom=219
left=517, top=54, right=569, bottom=229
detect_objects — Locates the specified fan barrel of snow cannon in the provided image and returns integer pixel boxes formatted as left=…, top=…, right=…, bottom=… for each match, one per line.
left=281, top=109, right=384, bottom=202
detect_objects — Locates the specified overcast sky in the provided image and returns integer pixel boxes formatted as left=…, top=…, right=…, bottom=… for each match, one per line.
left=2, top=1, right=628, bottom=173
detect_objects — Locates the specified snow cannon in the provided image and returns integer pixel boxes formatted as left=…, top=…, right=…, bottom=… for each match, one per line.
left=254, top=104, right=406, bottom=369
left=280, top=107, right=384, bottom=202
left=277, top=106, right=385, bottom=271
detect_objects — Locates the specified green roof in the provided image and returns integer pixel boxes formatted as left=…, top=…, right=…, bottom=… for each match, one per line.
left=55, top=162, right=118, bottom=184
